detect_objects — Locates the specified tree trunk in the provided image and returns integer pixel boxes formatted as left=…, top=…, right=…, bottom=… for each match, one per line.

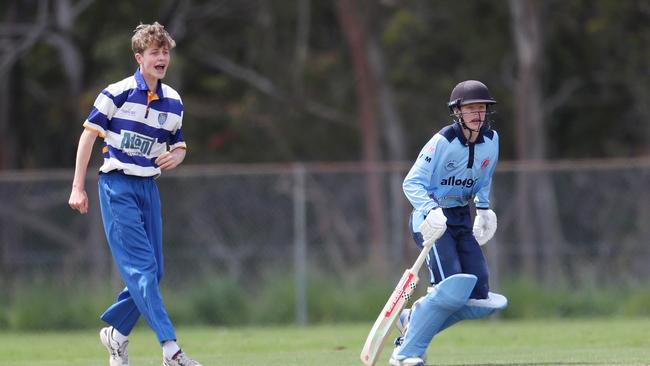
left=0, top=0, right=22, bottom=169
left=292, top=0, right=311, bottom=95
left=510, top=0, right=564, bottom=284
left=367, top=37, right=408, bottom=265
left=0, top=69, right=16, bottom=169
left=510, top=0, right=539, bottom=278
left=336, top=0, right=387, bottom=267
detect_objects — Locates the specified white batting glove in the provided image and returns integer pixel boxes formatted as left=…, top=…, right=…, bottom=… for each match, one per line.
left=473, top=209, right=497, bottom=245
left=419, top=208, right=447, bottom=243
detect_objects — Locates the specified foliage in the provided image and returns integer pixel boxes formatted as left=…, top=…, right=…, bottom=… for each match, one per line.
left=6, top=274, right=650, bottom=331
left=499, top=277, right=625, bottom=318
left=164, top=277, right=250, bottom=327
left=4, top=281, right=112, bottom=330
left=0, top=1, right=648, bottom=169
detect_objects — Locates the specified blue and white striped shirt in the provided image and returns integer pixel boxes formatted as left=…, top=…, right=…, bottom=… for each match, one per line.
left=83, top=69, right=186, bottom=177
left=403, top=123, right=499, bottom=231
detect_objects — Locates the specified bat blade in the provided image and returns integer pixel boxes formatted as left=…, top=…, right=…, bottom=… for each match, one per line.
left=360, top=269, right=419, bottom=366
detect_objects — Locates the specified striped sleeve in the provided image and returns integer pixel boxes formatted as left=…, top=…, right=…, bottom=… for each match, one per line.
left=169, top=127, right=186, bottom=150
left=168, top=94, right=185, bottom=150
left=83, top=89, right=117, bottom=136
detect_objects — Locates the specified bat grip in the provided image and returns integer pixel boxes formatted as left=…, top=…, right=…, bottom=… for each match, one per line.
left=410, top=239, right=434, bottom=273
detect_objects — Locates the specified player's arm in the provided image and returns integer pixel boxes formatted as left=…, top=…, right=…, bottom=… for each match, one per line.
left=474, top=132, right=499, bottom=208
left=156, top=146, right=186, bottom=170
left=157, top=102, right=186, bottom=171
left=473, top=175, right=497, bottom=245
left=402, top=135, right=442, bottom=215
left=69, top=128, right=98, bottom=214
left=473, top=133, right=499, bottom=244
left=404, top=135, right=448, bottom=242
left=474, top=159, right=496, bottom=208
left=69, top=86, right=114, bottom=214
left=474, top=177, right=492, bottom=209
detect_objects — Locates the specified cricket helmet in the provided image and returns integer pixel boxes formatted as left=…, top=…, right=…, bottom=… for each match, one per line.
left=447, top=80, right=496, bottom=111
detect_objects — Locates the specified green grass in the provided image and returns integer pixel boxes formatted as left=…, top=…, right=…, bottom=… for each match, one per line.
left=2, top=318, right=650, bottom=365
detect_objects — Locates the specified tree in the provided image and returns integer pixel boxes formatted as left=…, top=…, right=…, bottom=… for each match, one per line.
left=335, top=0, right=387, bottom=265
left=509, top=0, right=566, bottom=283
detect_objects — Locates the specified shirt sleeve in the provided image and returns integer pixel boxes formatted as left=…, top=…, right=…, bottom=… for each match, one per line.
left=168, top=100, right=186, bottom=150
left=474, top=132, right=499, bottom=208
left=474, top=176, right=493, bottom=209
left=83, top=89, right=117, bottom=137
left=402, top=134, right=444, bottom=216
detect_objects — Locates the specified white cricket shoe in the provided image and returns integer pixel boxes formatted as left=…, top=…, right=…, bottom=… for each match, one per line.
left=390, top=336, right=426, bottom=366
left=99, top=327, right=129, bottom=366
left=389, top=353, right=425, bottom=366
left=163, top=350, right=203, bottom=366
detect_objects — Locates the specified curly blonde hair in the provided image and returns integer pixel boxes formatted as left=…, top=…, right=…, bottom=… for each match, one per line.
left=131, top=22, right=176, bottom=54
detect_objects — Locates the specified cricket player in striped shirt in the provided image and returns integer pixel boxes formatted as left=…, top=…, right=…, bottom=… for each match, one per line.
left=69, top=22, right=201, bottom=366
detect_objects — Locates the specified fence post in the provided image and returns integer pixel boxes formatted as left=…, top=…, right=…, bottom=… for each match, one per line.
left=293, top=164, right=308, bottom=325
left=390, top=171, right=405, bottom=265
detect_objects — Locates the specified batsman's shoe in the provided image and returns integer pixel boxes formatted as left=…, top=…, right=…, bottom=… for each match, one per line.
left=388, top=357, right=424, bottom=366
left=163, top=350, right=203, bottom=366
left=389, top=346, right=424, bottom=366
left=392, top=338, right=427, bottom=365
left=99, top=327, right=129, bottom=366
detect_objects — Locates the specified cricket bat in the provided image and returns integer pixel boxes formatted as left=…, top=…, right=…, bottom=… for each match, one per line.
left=359, top=239, right=434, bottom=366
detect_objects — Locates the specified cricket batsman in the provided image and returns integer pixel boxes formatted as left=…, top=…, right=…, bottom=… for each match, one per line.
left=390, top=80, right=508, bottom=366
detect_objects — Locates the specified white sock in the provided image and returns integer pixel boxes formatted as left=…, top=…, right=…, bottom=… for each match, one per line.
left=162, top=341, right=181, bottom=360
left=111, top=327, right=128, bottom=344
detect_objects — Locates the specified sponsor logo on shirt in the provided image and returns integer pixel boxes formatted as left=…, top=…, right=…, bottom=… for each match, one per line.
left=418, top=153, right=432, bottom=163
left=440, top=176, right=476, bottom=188
left=120, top=131, right=155, bottom=156
left=116, top=105, right=137, bottom=117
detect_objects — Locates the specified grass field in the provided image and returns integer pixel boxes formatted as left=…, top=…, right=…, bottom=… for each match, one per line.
left=2, top=318, right=650, bottom=366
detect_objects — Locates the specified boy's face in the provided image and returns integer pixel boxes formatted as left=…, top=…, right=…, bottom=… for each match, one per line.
left=135, top=45, right=170, bottom=84
left=457, top=103, right=487, bottom=131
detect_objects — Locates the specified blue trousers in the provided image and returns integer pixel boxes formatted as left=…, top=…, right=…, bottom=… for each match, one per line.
left=410, top=205, right=489, bottom=299
left=98, top=171, right=176, bottom=344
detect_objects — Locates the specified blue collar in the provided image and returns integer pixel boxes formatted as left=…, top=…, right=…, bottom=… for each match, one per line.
left=451, top=123, right=491, bottom=145
left=134, top=68, right=164, bottom=97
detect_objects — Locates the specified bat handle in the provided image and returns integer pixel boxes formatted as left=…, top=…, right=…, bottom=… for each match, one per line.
left=410, top=239, right=434, bottom=273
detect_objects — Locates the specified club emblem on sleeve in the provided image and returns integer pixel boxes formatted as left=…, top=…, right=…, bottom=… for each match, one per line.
left=157, top=112, right=168, bottom=126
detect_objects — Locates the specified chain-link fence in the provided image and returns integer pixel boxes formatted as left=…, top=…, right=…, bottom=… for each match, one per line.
left=2, top=158, right=650, bottom=304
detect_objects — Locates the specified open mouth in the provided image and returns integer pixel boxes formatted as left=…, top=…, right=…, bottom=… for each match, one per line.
left=155, top=65, right=166, bottom=72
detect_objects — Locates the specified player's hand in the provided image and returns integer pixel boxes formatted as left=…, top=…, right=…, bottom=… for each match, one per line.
left=473, top=208, right=497, bottom=245
left=69, top=188, right=89, bottom=214
left=156, top=148, right=185, bottom=170
left=419, top=207, right=447, bottom=242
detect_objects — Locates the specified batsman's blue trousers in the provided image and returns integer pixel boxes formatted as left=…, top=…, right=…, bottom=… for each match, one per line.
left=98, top=171, right=176, bottom=344
left=410, top=205, right=489, bottom=299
